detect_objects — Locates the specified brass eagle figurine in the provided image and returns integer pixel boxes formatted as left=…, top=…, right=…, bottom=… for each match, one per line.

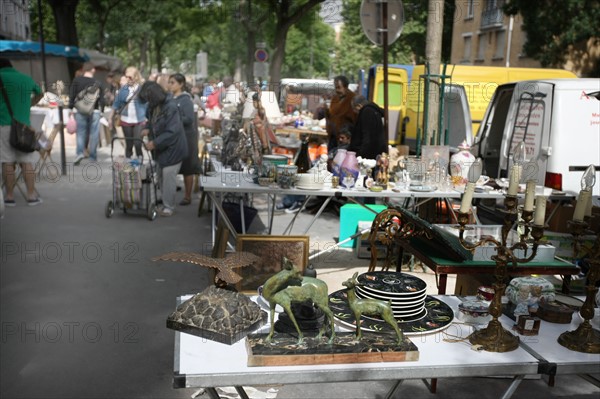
left=152, top=251, right=261, bottom=285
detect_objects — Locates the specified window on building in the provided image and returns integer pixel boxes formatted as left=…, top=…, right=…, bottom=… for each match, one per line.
left=463, top=35, right=472, bottom=61
left=467, top=0, right=474, bottom=19
left=494, top=30, right=506, bottom=59
left=477, top=33, right=487, bottom=60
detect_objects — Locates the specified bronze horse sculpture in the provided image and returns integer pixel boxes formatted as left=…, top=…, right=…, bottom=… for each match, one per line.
left=262, top=257, right=336, bottom=344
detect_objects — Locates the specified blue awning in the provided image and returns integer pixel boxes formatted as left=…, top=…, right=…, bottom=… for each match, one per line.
left=0, top=40, right=88, bottom=61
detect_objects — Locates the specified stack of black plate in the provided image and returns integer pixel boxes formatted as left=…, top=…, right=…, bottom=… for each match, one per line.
left=355, top=271, right=428, bottom=321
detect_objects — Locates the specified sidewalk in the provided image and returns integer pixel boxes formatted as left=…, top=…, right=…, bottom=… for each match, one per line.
left=0, top=143, right=597, bottom=399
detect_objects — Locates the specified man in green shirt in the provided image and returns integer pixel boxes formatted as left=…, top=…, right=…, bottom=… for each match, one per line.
left=0, top=58, right=44, bottom=206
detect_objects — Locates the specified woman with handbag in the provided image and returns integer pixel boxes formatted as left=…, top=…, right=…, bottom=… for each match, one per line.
left=111, top=66, right=147, bottom=158
left=0, top=58, right=44, bottom=207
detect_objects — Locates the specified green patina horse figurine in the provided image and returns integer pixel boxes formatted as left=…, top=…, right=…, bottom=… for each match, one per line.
left=262, top=257, right=336, bottom=344
left=342, top=272, right=404, bottom=345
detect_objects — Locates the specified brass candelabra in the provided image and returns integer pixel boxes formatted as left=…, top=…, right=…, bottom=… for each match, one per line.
left=557, top=220, right=600, bottom=353
left=456, top=195, right=545, bottom=352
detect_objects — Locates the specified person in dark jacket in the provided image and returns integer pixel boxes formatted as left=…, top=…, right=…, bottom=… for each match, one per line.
left=348, top=95, right=387, bottom=159
left=139, top=81, right=188, bottom=217
left=68, top=62, right=104, bottom=164
left=168, top=73, right=199, bottom=206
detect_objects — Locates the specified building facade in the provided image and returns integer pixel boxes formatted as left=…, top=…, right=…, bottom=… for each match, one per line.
left=450, top=0, right=600, bottom=76
left=450, top=0, right=540, bottom=68
left=1, top=0, right=31, bottom=41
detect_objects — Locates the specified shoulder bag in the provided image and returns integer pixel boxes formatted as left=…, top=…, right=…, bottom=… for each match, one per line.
left=113, top=87, right=139, bottom=127
left=0, top=74, right=38, bottom=153
left=74, top=83, right=100, bottom=116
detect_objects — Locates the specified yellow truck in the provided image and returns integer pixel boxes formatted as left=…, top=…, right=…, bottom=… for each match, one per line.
left=365, top=64, right=578, bottom=152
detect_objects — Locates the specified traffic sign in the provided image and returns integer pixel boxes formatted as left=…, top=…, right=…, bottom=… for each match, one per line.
left=360, top=0, right=404, bottom=46
left=255, top=49, right=269, bottom=62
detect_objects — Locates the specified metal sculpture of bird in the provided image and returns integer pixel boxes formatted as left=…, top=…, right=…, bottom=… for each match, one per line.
left=152, top=251, right=261, bottom=286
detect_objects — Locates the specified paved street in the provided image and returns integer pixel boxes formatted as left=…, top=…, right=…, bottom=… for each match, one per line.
left=1, top=143, right=598, bottom=399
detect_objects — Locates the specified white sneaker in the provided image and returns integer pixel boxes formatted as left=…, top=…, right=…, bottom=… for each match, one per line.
left=285, top=201, right=303, bottom=214
left=74, top=155, right=84, bottom=165
left=159, top=208, right=174, bottom=217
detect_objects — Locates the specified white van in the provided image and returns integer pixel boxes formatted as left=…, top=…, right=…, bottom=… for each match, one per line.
left=472, top=79, right=600, bottom=195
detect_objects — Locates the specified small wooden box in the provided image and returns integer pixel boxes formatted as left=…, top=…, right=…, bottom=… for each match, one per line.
left=513, top=315, right=541, bottom=336
left=537, top=300, right=575, bottom=324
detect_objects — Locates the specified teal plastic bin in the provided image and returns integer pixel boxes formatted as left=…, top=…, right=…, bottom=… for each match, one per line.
left=338, top=204, right=387, bottom=248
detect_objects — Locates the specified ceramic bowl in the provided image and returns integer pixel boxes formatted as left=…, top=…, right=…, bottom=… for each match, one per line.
left=477, top=286, right=495, bottom=301
left=257, top=177, right=274, bottom=187
left=458, top=300, right=492, bottom=325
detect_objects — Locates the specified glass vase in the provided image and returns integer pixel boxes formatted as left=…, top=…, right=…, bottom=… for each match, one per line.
left=340, top=151, right=359, bottom=188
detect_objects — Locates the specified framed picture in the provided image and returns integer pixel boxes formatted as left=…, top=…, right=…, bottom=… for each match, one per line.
left=235, top=235, right=310, bottom=292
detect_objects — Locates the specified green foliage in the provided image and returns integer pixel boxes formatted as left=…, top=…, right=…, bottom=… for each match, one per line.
left=29, top=1, right=57, bottom=43
left=282, top=15, right=335, bottom=78
left=504, top=0, right=600, bottom=69
left=333, top=0, right=454, bottom=81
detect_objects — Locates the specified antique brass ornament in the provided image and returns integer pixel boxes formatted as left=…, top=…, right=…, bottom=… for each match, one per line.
left=456, top=157, right=545, bottom=352
left=152, top=251, right=261, bottom=287
left=557, top=222, right=600, bottom=353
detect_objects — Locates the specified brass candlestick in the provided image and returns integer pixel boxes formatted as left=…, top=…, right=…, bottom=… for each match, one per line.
left=557, top=221, right=600, bottom=353
left=456, top=195, right=544, bottom=352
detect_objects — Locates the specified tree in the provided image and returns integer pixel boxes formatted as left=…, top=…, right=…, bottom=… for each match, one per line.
left=47, top=0, right=79, bottom=46
left=267, top=0, right=326, bottom=84
left=504, top=0, right=600, bottom=75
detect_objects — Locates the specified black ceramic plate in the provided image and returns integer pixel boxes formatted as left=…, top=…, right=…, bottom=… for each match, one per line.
left=355, top=286, right=427, bottom=305
left=329, top=290, right=454, bottom=336
left=357, top=271, right=427, bottom=296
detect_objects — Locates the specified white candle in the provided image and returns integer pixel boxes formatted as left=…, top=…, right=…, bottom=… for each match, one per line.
left=573, top=189, right=591, bottom=221
left=508, top=165, right=521, bottom=196
left=460, top=182, right=476, bottom=213
left=585, top=192, right=593, bottom=217
left=534, top=196, right=547, bottom=226
left=524, top=180, right=536, bottom=211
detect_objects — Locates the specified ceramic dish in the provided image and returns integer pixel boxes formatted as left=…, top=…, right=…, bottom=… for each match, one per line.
left=355, top=286, right=427, bottom=304
left=409, top=185, right=438, bottom=192
left=357, top=271, right=427, bottom=296
left=296, top=185, right=323, bottom=190
left=390, top=305, right=426, bottom=318
left=354, top=288, right=427, bottom=310
left=329, top=290, right=454, bottom=335
left=457, top=300, right=492, bottom=325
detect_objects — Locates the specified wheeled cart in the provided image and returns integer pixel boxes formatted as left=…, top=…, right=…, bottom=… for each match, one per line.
left=105, top=137, right=158, bottom=221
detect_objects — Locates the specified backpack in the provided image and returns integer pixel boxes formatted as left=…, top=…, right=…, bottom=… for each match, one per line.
left=74, top=83, right=100, bottom=115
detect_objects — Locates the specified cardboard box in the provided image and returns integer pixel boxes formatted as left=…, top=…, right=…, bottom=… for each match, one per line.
left=355, top=221, right=388, bottom=259
left=542, top=231, right=596, bottom=262
left=546, top=202, right=575, bottom=233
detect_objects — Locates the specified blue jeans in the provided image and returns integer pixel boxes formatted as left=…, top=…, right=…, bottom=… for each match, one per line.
left=75, top=110, right=101, bottom=160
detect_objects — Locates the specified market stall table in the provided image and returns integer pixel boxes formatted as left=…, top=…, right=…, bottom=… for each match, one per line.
left=198, top=168, right=508, bottom=246
left=172, top=295, right=541, bottom=399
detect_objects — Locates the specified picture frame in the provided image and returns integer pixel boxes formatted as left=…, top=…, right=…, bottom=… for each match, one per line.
left=235, top=234, right=310, bottom=293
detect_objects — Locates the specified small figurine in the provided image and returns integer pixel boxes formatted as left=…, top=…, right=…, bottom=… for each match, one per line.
left=153, top=251, right=261, bottom=289
left=375, top=152, right=389, bottom=188
left=262, top=257, right=336, bottom=344
left=342, top=272, right=404, bottom=345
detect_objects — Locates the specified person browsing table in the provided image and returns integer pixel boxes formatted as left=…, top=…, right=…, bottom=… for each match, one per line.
left=139, top=82, right=188, bottom=217
left=111, top=66, right=147, bottom=158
